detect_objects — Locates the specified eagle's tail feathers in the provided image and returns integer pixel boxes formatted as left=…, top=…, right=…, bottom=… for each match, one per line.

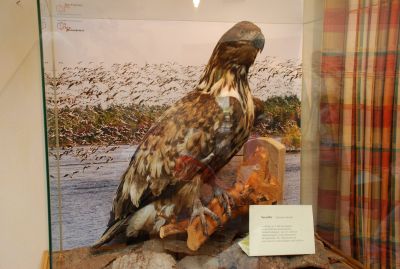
left=91, top=217, right=129, bottom=249
left=92, top=202, right=160, bottom=249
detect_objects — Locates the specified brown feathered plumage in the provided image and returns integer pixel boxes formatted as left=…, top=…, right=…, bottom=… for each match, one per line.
left=94, top=21, right=265, bottom=247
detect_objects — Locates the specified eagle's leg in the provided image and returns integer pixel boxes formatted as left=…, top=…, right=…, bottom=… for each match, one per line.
left=213, top=185, right=235, bottom=217
left=190, top=198, right=221, bottom=236
left=178, top=174, right=221, bottom=235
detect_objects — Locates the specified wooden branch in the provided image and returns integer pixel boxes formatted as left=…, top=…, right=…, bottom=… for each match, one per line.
left=159, top=219, right=189, bottom=239
left=159, top=146, right=282, bottom=251
left=315, top=233, right=365, bottom=269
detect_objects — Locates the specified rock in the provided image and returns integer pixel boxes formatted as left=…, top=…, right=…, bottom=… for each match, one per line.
left=52, top=244, right=138, bottom=269
left=111, top=250, right=176, bottom=269
left=177, top=255, right=218, bottom=269
left=141, top=238, right=165, bottom=253
left=216, top=242, right=260, bottom=269
left=330, top=264, right=356, bottom=269
left=259, top=256, right=290, bottom=269
left=286, top=240, right=330, bottom=269
left=211, top=238, right=332, bottom=269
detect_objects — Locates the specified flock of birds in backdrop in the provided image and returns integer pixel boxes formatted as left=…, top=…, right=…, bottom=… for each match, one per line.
left=45, top=56, right=301, bottom=180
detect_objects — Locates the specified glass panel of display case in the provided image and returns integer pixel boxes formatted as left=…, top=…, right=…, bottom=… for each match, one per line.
left=41, top=0, right=400, bottom=268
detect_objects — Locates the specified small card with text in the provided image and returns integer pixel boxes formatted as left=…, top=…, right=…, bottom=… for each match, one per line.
left=249, top=205, right=315, bottom=256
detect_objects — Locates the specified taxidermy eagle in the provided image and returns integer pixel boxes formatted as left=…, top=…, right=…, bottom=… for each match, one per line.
left=94, top=21, right=265, bottom=247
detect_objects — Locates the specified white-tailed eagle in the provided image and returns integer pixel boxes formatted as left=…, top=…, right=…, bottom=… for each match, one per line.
left=94, top=21, right=265, bottom=247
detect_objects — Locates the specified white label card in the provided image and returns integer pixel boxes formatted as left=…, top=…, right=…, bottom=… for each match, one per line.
left=249, top=205, right=315, bottom=256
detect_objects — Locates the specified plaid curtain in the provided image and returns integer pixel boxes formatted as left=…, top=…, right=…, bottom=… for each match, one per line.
left=318, top=0, right=400, bottom=268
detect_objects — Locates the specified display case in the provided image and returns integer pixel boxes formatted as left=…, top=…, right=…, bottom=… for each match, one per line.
left=38, top=0, right=400, bottom=268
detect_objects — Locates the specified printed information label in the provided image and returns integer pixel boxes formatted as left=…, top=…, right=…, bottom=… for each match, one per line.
left=249, top=205, right=315, bottom=256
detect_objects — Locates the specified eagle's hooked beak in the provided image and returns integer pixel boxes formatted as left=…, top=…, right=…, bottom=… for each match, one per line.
left=252, top=32, right=265, bottom=53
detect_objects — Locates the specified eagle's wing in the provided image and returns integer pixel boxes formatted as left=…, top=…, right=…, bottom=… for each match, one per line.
left=111, top=91, right=246, bottom=221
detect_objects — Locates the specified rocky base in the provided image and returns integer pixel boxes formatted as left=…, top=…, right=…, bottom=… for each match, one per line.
left=51, top=232, right=363, bottom=269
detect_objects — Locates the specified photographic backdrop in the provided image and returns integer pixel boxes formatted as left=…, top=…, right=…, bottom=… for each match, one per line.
left=42, top=18, right=303, bottom=250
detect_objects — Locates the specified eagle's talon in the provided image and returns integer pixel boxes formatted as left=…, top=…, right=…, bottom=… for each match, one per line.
left=214, top=187, right=234, bottom=217
left=190, top=198, right=221, bottom=236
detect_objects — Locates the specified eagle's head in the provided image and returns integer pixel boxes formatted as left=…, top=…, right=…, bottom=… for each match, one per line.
left=199, top=21, right=265, bottom=91
left=211, top=21, right=265, bottom=70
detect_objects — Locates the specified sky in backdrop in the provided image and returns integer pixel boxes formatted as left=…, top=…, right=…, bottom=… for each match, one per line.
left=41, top=19, right=302, bottom=70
